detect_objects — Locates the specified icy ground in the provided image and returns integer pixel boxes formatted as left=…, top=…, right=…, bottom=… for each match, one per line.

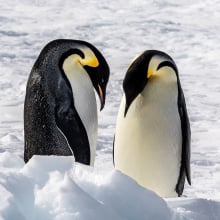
left=0, top=0, right=220, bottom=219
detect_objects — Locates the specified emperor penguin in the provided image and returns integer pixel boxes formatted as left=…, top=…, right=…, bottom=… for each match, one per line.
left=114, top=50, right=191, bottom=197
left=24, top=39, right=109, bottom=166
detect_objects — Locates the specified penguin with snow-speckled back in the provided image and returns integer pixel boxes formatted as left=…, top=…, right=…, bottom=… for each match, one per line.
left=114, top=50, right=191, bottom=197
left=24, top=39, right=109, bottom=166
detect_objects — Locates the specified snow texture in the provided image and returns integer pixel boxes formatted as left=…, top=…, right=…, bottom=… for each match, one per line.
left=0, top=0, right=220, bottom=219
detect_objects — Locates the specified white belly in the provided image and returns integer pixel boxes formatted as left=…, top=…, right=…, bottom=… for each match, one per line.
left=66, top=66, right=98, bottom=166
left=114, top=74, right=182, bottom=197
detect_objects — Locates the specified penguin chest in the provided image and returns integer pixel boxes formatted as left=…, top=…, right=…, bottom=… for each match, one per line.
left=67, top=68, right=98, bottom=165
left=115, top=76, right=182, bottom=197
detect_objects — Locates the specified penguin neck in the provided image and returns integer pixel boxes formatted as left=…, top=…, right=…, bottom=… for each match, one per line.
left=143, top=68, right=178, bottom=106
left=63, top=59, right=98, bottom=165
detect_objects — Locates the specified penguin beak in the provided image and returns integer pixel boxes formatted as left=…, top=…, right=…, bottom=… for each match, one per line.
left=124, top=78, right=149, bottom=117
left=124, top=103, right=130, bottom=117
left=124, top=95, right=136, bottom=117
left=83, top=55, right=109, bottom=112
left=97, top=84, right=105, bottom=111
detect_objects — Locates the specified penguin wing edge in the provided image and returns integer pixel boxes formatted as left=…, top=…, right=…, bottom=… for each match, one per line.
left=176, top=87, right=191, bottom=196
left=55, top=104, right=91, bottom=165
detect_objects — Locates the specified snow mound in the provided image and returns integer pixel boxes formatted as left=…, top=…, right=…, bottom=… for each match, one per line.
left=0, top=154, right=219, bottom=220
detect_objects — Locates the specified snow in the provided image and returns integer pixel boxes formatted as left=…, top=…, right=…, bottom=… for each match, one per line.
left=1, top=155, right=170, bottom=220
left=0, top=0, right=220, bottom=219
left=0, top=155, right=220, bottom=220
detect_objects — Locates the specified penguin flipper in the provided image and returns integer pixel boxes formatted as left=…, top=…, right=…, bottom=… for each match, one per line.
left=176, top=86, right=191, bottom=196
left=55, top=103, right=91, bottom=165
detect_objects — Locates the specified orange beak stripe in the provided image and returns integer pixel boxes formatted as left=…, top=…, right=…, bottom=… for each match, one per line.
left=98, top=84, right=104, bottom=104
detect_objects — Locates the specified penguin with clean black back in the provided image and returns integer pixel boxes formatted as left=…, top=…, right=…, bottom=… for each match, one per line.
left=114, top=50, right=191, bottom=197
left=24, top=39, right=109, bottom=166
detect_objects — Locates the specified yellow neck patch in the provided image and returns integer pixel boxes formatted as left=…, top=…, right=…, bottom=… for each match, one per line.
left=147, top=69, right=154, bottom=78
left=80, top=56, right=99, bottom=67
left=79, top=48, right=99, bottom=68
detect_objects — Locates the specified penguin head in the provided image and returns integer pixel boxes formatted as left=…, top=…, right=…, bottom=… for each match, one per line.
left=123, top=50, right=178, bottom=116
left=57, top=40, right=110, bottom=110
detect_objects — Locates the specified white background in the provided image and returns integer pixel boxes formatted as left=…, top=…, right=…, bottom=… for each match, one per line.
left=0, top=0, right=220, bottom=219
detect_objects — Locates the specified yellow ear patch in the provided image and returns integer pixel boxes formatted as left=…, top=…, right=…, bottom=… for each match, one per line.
left=84, top=57, right=99, bottom=67
left=147, top=69, right=154, bottom=78
left=79, top=48, right=99, bottom=68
